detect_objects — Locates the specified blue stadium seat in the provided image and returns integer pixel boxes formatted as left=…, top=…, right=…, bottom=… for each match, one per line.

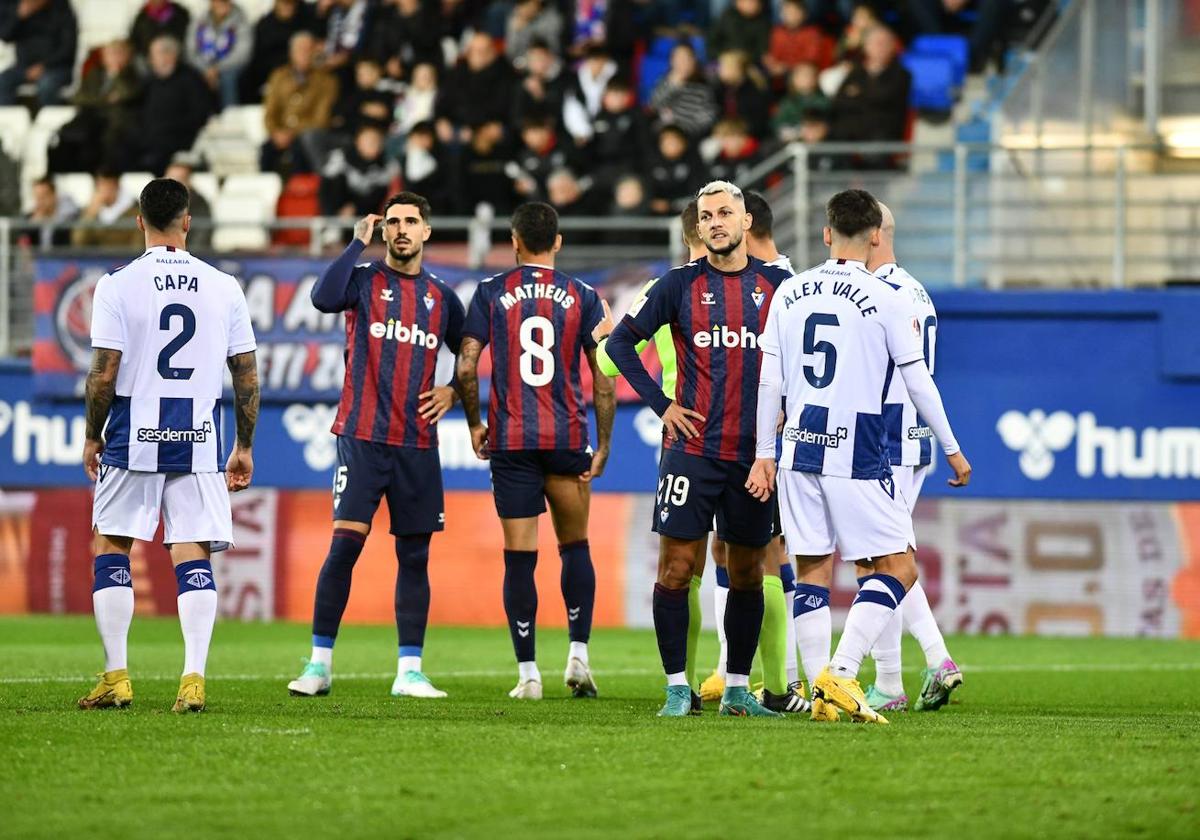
left=910, top=34, right=970, bottom=88
left=648, top=34, right=705, bottom=62
left=638, top=54, right=671, bottom=104
left=902, top=52, right=956, bottom=112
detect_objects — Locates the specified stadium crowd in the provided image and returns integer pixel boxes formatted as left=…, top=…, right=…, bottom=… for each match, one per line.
left=3, top=0, right=1044, bottom=233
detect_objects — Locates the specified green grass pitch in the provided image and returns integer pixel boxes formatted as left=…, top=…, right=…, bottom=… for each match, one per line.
left=2, top=616, right=1198, bottom=839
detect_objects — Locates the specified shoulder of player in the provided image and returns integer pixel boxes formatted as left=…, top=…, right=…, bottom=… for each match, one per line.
left=754, top=259, right=794, bottom=285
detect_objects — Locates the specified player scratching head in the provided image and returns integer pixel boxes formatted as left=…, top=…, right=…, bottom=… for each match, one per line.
left=679, top=199, right=706, bottom=262
left=511, top=201, right=563, bottom=268
left=381, top=191, right=432, bottom=273
left=868, top=201, right=897, bottom=271
left=137, top=177, right=191, bottom=249
left=696, top=180, right=752, bottom=271
left=823, top=188, right=882, bottom=263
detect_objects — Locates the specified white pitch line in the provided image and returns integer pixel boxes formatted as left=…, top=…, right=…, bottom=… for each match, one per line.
left=4, top=661, right=1200, bottom=685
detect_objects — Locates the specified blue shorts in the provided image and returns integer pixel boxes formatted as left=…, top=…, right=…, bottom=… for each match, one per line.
left=489, top=449, right=592, bottom=519
left=333, top=436, right=444, bottom=536
left=655, top=449, right=774, bottom=548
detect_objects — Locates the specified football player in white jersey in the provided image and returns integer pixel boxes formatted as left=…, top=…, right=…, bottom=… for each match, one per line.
left=79, top=178, right=259, bottom=713
left=863, top=203, right=962, bottom=713
left=747, top=189, right=970, bottom=724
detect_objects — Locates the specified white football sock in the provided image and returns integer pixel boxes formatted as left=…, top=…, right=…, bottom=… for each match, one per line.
left=93, top=587, right=134, bottom=672
left=784, top=587, right=799, bottom=685
left=311, top=646, right=333, bottom=668
left=725, top=673, right=749, bottom=688
left=794, top=607, right=831, bottom=687
left=178, top=589, right=218, bottom=677
left=398, top=655, right=422, bottom=675
left=666, top=671, right=688, bottom=687
left=871, top=608, right=905, bottom=695
left=568, top=640, right=589, bottom=666
left=714, top=583, right=729, bottom=676
left=902, top=581, right=950, bottom=667
left=830, top=578, right=904, bottom=678
left=518, top=660, right=541, bottom=682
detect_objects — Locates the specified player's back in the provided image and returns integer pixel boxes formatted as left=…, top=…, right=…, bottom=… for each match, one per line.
left=91, top=246, right=255, bottom=473
left=464, top=264, right=603, bottom=451
left=878, top=262, right=938, bottom=467
left=765, top=258, right=923, bottom=480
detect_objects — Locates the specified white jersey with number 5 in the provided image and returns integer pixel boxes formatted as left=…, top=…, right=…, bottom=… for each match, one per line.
left=760, top=258, right=925, bottom=480
left=876, top=263, right=938, bottom=467
left=90, top=245, right=256, bottom=473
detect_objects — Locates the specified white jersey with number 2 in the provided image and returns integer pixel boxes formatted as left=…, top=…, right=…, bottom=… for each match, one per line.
left=759, top=258, right=925, bottom=480
left=877, top=262, right=938, bottom=467
left=90, top=245, right=256, bottom=473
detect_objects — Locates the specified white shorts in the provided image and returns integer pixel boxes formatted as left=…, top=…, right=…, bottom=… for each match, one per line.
left=92, top=465, right=234, bottom=550
left=893, top=464, right=930, bottom=514
left=776, top=470, right=915, bottom=562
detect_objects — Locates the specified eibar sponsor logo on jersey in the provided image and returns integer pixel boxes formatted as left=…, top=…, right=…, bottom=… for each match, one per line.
left=152, top=274, right=198, bottom=292
left=498, top=283, right=576, bottom=310
left=998, top=409, right=1200, bottom=480
left=368, top=319, right=440, bottom=348
left=137, top=421, right=214, bottom=444
left=751, top=286, right=766, bottom=309
left=784, top=425, right=849, bottom=448
left=693, top=324, right=759, bottom=349
left=380, top=288, right=395, bottom=302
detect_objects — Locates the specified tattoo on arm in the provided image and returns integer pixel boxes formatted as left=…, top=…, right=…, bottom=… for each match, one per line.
left=84, top=348, right=122, bottom=440
left=456, top=338, right=484, bottom=427
left=227, top=351, right=260, bottom=448
left=587, top=347, right=616, bottom=451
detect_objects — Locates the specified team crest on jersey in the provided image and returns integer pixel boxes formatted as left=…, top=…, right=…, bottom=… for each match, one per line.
left=911, top=316, right=921, bottom=338
left=701, top=291, right=716, bottom=306
left=381, top=287, right=395, bottom=302
left=751, top=286, right=765, bottom=309
left=531, top=270, right=543, bottom=279
left=659, top=508, right=669, bottom=523
left=423, top=291, right=435, bottom=310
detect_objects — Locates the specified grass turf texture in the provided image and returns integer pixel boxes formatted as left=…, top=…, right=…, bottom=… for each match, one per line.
left=2, top=617, right=1198, bottom=839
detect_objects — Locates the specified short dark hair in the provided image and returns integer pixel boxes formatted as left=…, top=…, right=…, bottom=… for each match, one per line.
left=605, top=77, right=632, bottom=94
left=680, top=199, right=701, bottom=249
left=139, top=177, right=190, bottom=231
left=511, top=202, right=559, bottom=253
left=384, top=191, right=431, bottom=222
left=744, top=190, right=773, bottom=239
left=33, top=175, right=54, bottom=190
left=826, top=188, right=881, bottom=239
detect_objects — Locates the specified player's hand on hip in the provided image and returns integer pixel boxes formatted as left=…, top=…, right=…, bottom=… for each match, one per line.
left=82, top=438, right=104, bottom=481
left=660, top=401, right=704, bottom=441
left=469, top=423, right=490, bottom=460
left=579, top=447, right=609, bottom=482
left=592, top=299, right=615, bottom=343
left=418, top=386, right=456, bottom=423
left=945, top=450, right=971, bottom=487
left=745, top=458, right=776, bottom=501
left=354, top=213, right=383, bottom=246
left=226, top=445, right=254, bottom=492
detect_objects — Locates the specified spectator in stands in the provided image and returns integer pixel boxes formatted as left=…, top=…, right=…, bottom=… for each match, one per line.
left=50, top=39, right=143, bottom=174
left=435, top=31, right=515, bottom=144
left=398, top=120, right=446, bottom=209
left=563, top=44, right=618, bottom=144
left=708, top=0, right=771, bottom=61
left=130, top=0, right=192, bottom=58
left=187, top=0, right=253, bottom=109
left=585, top=77, right=652, bottom=190
left=393, top=62, right=437, bottom=138
left=369, top=0, right=442, bottom=80
left=332, top=58, right=394, bottom=138
left=704, top=117, right=761, bottom=184
left=454, top=119, right=514, bottom=215
left=164, top=156, right=212, bottom=250
left=908, top=0, right=1008, bottom=73
left=240, top=0, right=320, bottom=103
left=764, top=0, right=835, bottom=80
left=261, top=31, right=339, bottom=176
left=820, top=2, right=879, bottom=96
left=319, top=125, right=398, bottom=217
left=714, top=50, right=770, bottom=139
left=772, top=62, right=830, bottom=142
left=512, top=39, right=567, bottom=132
left=545, top=167, right=598, bottom=216
left=509, top=116, right=577, bottom=202
left=321, top=0, right=373, bottom=79
left=646, top=125, right=705, bottom=215
left=122, top=36, right=213, bottom=175
left=565, top=0, right=637, bottom=67
left=0, top=0, right=78, bottom=107
left=606, top=175, right=660, bottom=245
left=829, top=25, right=910, bottom=148
left=649, top=40, right=717, bottom=140
left=505, top=0, right=562, bottom=65
left=796, top=107, right=839, bottom=170
left=22, top=176, right=77, bottom=248
left=71, top=170, right=141, bottom=249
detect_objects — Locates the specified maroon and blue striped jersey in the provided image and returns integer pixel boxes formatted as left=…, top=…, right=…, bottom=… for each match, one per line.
left=315, top=243, right=464, bottom=449
left=462, top=265, right=605, bottom=451
left=623, top=256, right=791, bottom=464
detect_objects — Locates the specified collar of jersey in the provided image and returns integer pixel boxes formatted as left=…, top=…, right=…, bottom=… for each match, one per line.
left=379, top=261, right=422, bottom=280
left=520, top=262, right=555, bottom=271
left=142, top=245, right=189, bottom=256
left=826, top=258, right=867, bottom=268
left=702, top=256, right=755, bottom=277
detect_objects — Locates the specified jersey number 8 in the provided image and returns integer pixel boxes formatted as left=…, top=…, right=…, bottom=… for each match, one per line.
left=519, top=315, right=556, bottom=387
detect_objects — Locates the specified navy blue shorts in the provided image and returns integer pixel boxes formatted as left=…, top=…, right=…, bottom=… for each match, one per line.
left=654, top=449, right=774, bottom=548
left=333, top=436, right=444, bottom=536
left=489, top=449, right=592, bottom=519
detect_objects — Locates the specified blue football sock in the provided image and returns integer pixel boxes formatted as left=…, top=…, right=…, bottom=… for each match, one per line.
left=503, top=549, right=538, bottom=663
left=652, top=583, right=690, bottom=679
left=395, top=534, right=431, bottom=655
left=558, top=540, right=595, bottom=643
left=724, top=586, right=764, bottom=680
left=312, top=528, right=367, bottom=644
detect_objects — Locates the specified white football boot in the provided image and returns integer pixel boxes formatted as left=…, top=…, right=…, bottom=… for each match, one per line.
left=287, top=661, right=331, bottom=696
left=508, top=679, right=543, bottom=700
left=390, top=670, right=448, bottom=698
left=563, top=657, right=598, bottom=698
